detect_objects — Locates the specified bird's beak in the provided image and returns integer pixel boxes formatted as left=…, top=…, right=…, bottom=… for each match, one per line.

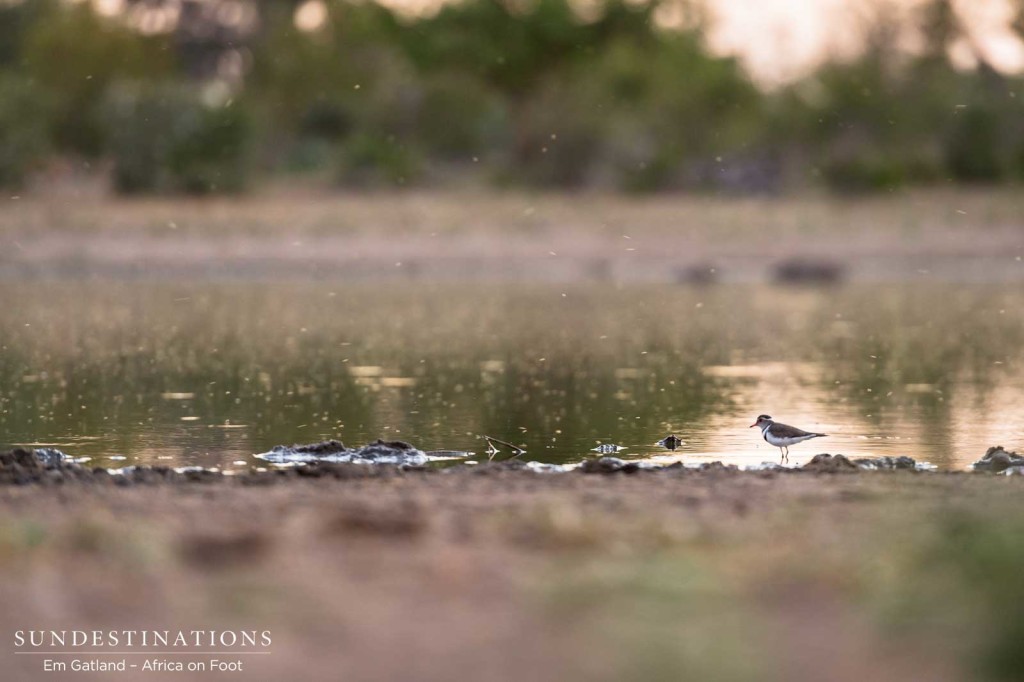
left=749, top=422, right=758, bottom=428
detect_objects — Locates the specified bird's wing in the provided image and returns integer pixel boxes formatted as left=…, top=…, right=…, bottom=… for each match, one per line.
left=770, top=422, right=814, bottom=438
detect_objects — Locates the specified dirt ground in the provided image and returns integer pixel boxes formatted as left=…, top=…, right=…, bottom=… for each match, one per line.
left=2, top=188, right=1023, bottom=282
left=2, top=462, right=1023, bottom=682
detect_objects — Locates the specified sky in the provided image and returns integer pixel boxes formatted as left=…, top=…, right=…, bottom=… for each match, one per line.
left=706, top=0, right=1024, bottom=84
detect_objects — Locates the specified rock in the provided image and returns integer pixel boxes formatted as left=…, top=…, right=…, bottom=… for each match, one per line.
left=893, top=456, right=917, bottom=470
left=580, top=457, right=628, bottom=474
left=852, top=456, right=918, bottom=471
left=0, top=448, right=79, bottom=484
left=803, top=454, right=859, bottom=473
left=1, top=448, right=45, bottom=470
left=773, top=259, right=844, bottom=285
left=973, top=446, right=1024, bottom=473
left=181, top=468, right=221, bottom=483
left=44, top=470, right=65, bottom=484
left=128, top=467, right=168, bottom=485
left=698, top=461, right=738, bottom=473
left=524, top=462, right=573, bottom=474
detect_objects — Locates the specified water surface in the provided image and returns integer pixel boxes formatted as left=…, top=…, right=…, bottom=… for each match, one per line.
left=1, top=280, right=1020, bottom=470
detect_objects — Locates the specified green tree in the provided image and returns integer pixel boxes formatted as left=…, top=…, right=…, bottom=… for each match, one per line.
left=397, top=0, right=659, bottom=168
left=21, top=1, right=172, bottom=156
left=0, top=74, right=51, bottom=187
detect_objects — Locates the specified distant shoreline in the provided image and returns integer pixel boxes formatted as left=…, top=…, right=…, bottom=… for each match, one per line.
left=1, top=187, right=1022, bottom=284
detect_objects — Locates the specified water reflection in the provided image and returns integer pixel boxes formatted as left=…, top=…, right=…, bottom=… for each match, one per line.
left=0, top=281, right=1020, bottom=470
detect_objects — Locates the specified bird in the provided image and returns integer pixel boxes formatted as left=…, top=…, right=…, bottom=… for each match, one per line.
left=750, top=414, right=826, bottom=462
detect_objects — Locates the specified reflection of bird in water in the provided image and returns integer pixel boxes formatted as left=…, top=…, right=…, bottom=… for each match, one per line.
left=657, top=435, right=684, bottom=451
left=750, top=414, right=826, bottom=462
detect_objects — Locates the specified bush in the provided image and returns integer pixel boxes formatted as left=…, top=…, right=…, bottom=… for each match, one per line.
left=821, top=152, right=909, bottom=193
left=945, top=106, right=1004, bottom=182
left=105, top=84, right=251, bottom=195
left=337, top=133, right=420, bottom=187
left=21, top=1, right=171, bottom=157
left=0, top=74, right=50, bottom=188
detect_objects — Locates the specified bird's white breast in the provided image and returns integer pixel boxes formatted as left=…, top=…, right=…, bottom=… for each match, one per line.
left=764, top=427, right=815, bottom=447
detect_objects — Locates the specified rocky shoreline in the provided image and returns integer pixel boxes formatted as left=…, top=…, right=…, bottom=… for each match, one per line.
left=1, top=442, right=1019, bottom=487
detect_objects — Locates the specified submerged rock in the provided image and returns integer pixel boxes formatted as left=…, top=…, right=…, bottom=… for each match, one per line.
left=802, top=454, right=859, bottom=473
left=256, top=439, right=428, bottom=466
left=657, top=435, right=684, bottom=451
left=973, top=446, right=1024, bottom=473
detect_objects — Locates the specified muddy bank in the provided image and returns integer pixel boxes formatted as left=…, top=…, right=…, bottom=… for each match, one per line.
left=0, top=446, right=987, bottom=488
left=2, top=446, right=1024, bottom=682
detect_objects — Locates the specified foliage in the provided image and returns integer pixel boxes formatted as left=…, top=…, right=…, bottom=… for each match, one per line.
left=105, top=84, right=251, bottom=194
left=0, top=0, right=1023, bottom=194
left=0, top=74, right=50, bottom=188
left=338, top=132, right=420, bottom=186
left=20, top=1, right=172, bottom=157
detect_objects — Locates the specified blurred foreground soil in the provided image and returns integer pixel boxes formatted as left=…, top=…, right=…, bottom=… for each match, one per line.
left=2, top=464, right=1023, bottom=681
